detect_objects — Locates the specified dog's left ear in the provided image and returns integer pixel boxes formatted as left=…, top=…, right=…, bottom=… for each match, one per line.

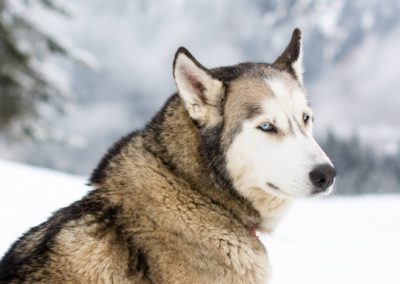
left=272, top=28, right=303, bottom=83
left=173, top=47, right=224, bottom=127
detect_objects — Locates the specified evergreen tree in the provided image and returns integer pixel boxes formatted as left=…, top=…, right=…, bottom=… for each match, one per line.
left=322, top=131, right=400, bottom=195
left=0, top=0, right=94, bottom=140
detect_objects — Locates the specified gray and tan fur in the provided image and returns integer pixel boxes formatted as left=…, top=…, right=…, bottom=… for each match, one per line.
left=0, top=29, right=335, bottom=283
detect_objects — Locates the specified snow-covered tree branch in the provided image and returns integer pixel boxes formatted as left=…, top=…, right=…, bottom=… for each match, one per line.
left=0, top=0, right=96, bottom=141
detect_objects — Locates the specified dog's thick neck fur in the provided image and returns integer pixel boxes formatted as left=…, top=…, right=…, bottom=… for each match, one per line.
left=149, top=95, right=264, bottom=228
left=91, top=93, right=263, bottom=231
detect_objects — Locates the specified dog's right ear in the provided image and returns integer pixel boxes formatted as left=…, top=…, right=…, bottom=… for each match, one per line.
left=173, top=47, right=224, bottom=127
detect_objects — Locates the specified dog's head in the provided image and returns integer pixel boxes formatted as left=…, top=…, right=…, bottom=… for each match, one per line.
left=173, top=29, right=335, bottom=202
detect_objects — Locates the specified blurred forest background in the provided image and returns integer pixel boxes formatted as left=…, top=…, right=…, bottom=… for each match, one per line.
left=0, top=0, right=399, bottom=195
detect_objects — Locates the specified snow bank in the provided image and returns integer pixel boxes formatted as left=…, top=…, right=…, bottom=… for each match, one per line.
left=0, top=160, right=89, bottom=253
left=265, top=196, right=400, bottom=284
left=0, top=160, right=399, bottom=283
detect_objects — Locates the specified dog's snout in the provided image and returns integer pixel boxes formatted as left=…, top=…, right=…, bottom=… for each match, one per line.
left=309, top=164, right=336, bottom=193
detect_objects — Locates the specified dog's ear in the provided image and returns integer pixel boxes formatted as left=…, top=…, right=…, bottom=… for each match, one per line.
left=272, top=28, right=303, bottom=83
left=173, top=47, right=224, bottom=127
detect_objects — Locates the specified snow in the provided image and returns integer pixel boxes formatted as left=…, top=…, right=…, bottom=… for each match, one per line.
left=265, top=196, right=400, bottom=284
left=0, top=160, right=399, bottom=283
left=0, top=160, right=89, bottom=252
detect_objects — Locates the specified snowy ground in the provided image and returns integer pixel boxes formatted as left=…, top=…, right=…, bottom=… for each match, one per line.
left=0, top=160, right=399, bottom=283
left=264, top=197, right=400, bottom=284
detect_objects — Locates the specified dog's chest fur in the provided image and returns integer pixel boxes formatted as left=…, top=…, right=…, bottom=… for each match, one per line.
left=51, top=196, right=270, bottom=284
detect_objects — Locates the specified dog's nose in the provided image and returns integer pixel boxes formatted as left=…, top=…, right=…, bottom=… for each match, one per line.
left=309, top=164, right=336, bottom=194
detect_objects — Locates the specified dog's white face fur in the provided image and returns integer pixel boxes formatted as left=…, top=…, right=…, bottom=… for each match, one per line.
left=173, top=29, right=336, bottom=230
left=226, top=76, right=334, bottom=199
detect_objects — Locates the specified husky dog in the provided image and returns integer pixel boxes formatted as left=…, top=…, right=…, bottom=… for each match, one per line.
left=0, top=28, right=335, bottom=283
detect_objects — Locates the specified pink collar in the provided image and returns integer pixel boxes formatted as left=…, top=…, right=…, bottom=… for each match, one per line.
left=249, top=228, right=260, bottom=239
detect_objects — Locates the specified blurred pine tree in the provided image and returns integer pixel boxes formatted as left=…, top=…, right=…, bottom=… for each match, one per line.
left=322, top=131, right=400, bottom=195
left=0, top=0, right=95, bottom=141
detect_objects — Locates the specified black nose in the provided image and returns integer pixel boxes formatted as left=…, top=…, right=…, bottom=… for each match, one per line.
left=309, top=164, right=336, bottom=194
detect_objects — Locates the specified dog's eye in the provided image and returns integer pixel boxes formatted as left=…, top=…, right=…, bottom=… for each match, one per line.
left=303, top=113, right=311, bottom=124
left=258, top=122, right=275, bottom=132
